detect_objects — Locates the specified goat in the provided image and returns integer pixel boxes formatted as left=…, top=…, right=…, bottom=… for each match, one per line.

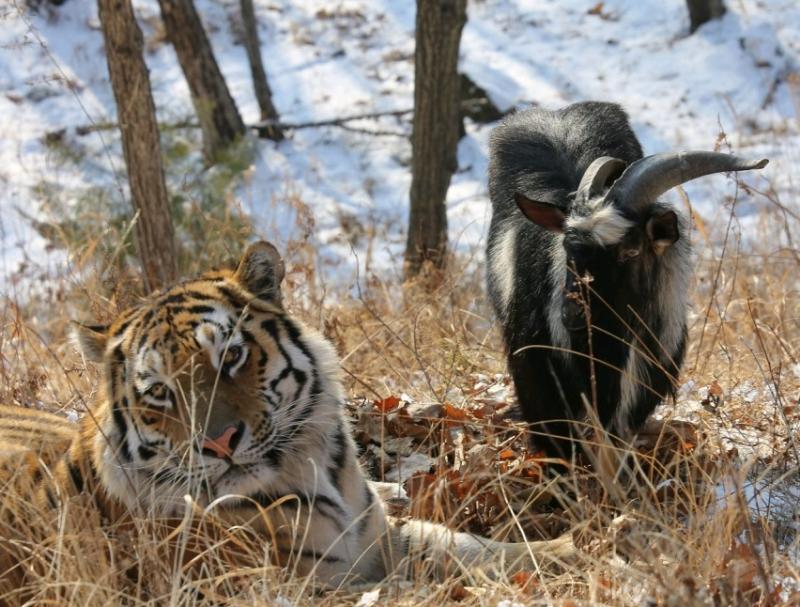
left=486, top=102, right=767, bottom=458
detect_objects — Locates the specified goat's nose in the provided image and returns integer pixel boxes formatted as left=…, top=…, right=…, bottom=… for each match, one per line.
left=201, top=421, right=244, bottom=459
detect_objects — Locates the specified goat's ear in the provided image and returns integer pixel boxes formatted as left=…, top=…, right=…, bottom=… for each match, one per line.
left=234, top=240, right=285, bottom=302
left=646, top=210, right=679, bottom=255
left=72, top=322, right=109, bottom=363
left=514, top=193, right=565, bottom=232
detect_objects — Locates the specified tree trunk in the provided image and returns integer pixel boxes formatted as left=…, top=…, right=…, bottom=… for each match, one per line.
left=157, top=0, right=246, bottom=164
left=686, top=0, right=726, bottom=33
left=404, top=0, right=467, bottom=279
left=98, top=0, right=177, bottom=292
left=239, top=0, right=283, bottom=141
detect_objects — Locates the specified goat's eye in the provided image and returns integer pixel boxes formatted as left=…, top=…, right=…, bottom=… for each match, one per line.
left=141, top=382, right=175, bottom=409
left=619, top=248, right=640, bottom=261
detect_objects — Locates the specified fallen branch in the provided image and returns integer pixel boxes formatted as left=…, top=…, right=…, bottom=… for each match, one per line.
left=251, top=107, right=413, bottom=131
left=73, top=119, right=196, bottom=137
left=56, top=98, right=506, bottom=140
left=62, top=108, right=414, bottom=139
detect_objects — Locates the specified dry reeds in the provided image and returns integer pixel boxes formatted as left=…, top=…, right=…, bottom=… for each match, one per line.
left=0, top=173, right=798, bottom=605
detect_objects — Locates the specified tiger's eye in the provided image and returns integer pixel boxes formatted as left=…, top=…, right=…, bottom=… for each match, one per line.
left=141, top=382, right=175, bottom=409
left=223, top=346, right=241, bottom=366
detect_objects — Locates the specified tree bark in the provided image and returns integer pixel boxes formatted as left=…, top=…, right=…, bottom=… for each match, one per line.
left=404, top=0, right=467, bottom=279
left=239, top=0, right=283, bottom=141
left=686, top=0, right=726, bottom=33
left=98, top=0, right=177, bottom=292
left=157, top=0, right=246, bottom=164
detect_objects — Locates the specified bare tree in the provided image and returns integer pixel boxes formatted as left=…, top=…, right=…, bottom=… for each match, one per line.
left=687, top=0, right=726, bottom=33
left=404, top=0, right=467, bottom=279
left=157, top=0, right=246, bottom=164
left=239, top=0, right=283, bottom=141
left=98, top=0, right=177, bottom=291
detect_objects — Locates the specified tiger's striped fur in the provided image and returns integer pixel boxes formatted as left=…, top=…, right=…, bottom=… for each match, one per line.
left=0, top=405, right=76, bottom=462
left=0, top=241, right=575, bottom=588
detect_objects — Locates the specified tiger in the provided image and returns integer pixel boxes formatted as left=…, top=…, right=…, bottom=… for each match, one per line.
left=0, top=241, right=575, bottom=591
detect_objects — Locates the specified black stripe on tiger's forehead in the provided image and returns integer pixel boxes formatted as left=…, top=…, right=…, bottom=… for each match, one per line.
left=103, top=277, right=287, bottom=376
left=108, top=272, right=283, bottom=336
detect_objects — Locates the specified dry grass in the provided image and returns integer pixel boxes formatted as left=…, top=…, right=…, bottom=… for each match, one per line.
left=1, top=172, right=799, bottom=606
left=3, top=3, right=798, bottom=601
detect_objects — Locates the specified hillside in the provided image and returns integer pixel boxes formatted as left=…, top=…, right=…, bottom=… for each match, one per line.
left=0, top=1, right=798, bottom=605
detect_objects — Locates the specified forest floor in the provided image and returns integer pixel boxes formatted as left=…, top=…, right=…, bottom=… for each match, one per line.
left=1, top=0, right=799, bottom=605
left=1, top=222, right=798, bottom=605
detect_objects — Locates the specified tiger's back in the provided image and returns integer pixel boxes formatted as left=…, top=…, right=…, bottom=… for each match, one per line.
left=0, top=404, right=77, bottom=487
left=0, top=404, right=76, bottom=450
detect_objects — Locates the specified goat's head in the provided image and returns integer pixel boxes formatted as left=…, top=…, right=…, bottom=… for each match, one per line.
left=515, top=152, right=768, bottom=333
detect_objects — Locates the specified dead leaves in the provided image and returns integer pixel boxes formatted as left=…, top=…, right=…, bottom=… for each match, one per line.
left=354, top=385, right=737, bottom=538
left=373, top=395, right=401, bottom=413
left=349, top=373, right=798, bottom=604
left=586, top=2, right=618, bottom=21
left=708, top=539, right=791, bottom=606
left=352, top=389, right=562, bottom=536
left=702, top=380, right=725, bottom=409
left=401, top=449, right=553, bottom=536
left=404, top=467, right=503, bottom=531
left=442, top=402, right=468, bottom=423
left=510, top=570, right=539, bottom=593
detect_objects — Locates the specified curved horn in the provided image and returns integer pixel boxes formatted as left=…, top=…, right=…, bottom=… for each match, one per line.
left=575, top=156, right=627, bottom=202
left=605, top=151, right=768, bottom=212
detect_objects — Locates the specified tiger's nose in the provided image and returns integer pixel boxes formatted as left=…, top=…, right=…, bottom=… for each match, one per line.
left=201, top=421, right=244, bottom=459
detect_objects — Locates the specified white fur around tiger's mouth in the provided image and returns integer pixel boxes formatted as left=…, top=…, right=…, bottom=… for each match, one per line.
left=207, top=461, right=280, bottom=499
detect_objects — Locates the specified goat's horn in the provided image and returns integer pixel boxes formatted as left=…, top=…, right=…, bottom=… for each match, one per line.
left=576, top=156, right=627, bottom=202
left=605, top=151, right=768, bottom=212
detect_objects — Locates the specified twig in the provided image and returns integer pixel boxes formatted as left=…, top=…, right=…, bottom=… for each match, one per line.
left=60, top=98, right=499, bottom=140
left=337, top=123, right=407, bottom=137
left=691, top=180, right=739, bottom=375
left=74, top=120, right=197, bottom=136
left=63, top=108, right=414, bottom=139
left=252, top=107, right=413, bottom=130
left=743, top=298, right=800, bottom=464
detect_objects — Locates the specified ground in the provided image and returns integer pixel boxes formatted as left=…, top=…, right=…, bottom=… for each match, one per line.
left=0, top=0, right=798, bottom=605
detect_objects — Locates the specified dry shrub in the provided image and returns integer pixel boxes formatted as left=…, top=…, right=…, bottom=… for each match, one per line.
left=0, top=172, right=798, bottom=605
left=0, top=476, right=290, bottom=605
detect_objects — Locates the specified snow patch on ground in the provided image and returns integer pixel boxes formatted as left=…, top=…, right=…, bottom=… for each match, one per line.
left=1, top=0, right=798, bottom=292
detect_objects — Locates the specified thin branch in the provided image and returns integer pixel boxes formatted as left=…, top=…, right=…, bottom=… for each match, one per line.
left=59, top=98, right=501, bottom=140
left=64, top=108, right=415, bottom=139
left=251, top=107, right=414, bottom=130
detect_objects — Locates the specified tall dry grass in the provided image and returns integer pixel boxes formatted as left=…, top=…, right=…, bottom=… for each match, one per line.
left=1, top=159, right=798, bottom=605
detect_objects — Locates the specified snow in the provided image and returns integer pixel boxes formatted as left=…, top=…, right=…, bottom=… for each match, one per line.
left=382, top=451, right=435, bottom=483
left=715, top=466, right=800, bottom=568
left=354, top=588, right=381, bottom=607
left=1, top=0, right=798, bottom=291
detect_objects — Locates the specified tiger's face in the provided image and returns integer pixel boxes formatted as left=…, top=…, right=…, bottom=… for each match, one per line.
left=74, top=242, right=342, bottom=513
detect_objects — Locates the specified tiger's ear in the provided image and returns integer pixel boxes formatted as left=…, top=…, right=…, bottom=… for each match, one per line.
left=72, top=322, right=109, bottom=363
left=234, top=241, right=285, bottom=303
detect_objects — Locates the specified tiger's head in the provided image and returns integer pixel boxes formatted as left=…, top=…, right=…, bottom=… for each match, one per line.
left=73, top=241, right=343, bottom=514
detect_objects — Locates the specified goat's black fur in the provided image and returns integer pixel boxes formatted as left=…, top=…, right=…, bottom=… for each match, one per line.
left=487, top=102, right=690, bottom=458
